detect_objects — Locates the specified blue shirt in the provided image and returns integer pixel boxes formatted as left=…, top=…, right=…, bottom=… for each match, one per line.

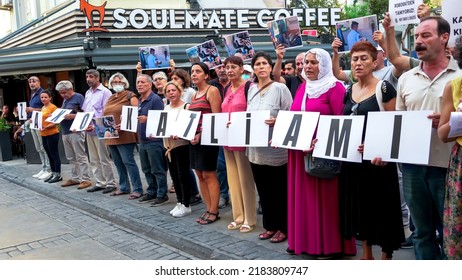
left=138, top=91, right=164, bottom=144
left=28, top=87, right=44, bottom=118
left=61, top=92, right=85, bottom=135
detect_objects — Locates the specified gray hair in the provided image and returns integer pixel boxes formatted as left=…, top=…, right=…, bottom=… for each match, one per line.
left=55, top=80, right=74, bottom=91
left=152, top=71, right=167, bottom=81
left=137, top=74, right=153, bottom=83
left=108, top=72, right=129, bottom=89
left=86, top=69, right=100, bottom=78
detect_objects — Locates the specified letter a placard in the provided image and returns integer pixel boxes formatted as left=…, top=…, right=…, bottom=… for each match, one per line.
left=313, top=115, right=365, bottom=163
left=70, top=112, right=95, bottom=131
left=30, top=111, right=43, bottom=130
left=363, top=110, right=432, bottom=164
left=120, top=105, right=138, bottom=132
left=271, top=110, right=319, bottom=150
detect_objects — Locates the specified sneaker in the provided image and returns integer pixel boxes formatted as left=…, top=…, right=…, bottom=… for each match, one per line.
left=401, top=237, right=413, bottom=249
left=172, top=204, right=192, bottom=217
left=77, top=181, right=92, bottom=189
left=48, top=175, right=63, bottom=183
left=150, top=196, right=169, bottom=207
left=33, top=170, right=44, bottom=178
left=61, top=179, right=80, bottom=187
left=38, top=171, right=51, bottom=180
left=170, top=203, right=181, bottom=215
left=138, top=194, right=156, bottom=204
left=190, top=195, right=202, bottom=206
left=43, top=174, right=54, bottom=182
left=218, top=197, right=229, bottom=209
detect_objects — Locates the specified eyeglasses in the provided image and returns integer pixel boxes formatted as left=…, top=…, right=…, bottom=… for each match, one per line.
left=154, top=77, right=165, bottom=82
left=350, top=103, right=360, bottom=116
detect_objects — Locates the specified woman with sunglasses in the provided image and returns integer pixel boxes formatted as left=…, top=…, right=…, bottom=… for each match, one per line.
left=340, top=41, right=404, bottom=260
left=286, top=48, right=356, bottom=259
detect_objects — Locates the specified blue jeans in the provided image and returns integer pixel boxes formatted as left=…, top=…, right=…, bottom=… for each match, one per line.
left=217, top=146, right=229, bottom=200
left=402, top=164, right=446, bottom=260
left=108, top=144, right=143, bottom=194
left=139, top=142, right=167, bottom=198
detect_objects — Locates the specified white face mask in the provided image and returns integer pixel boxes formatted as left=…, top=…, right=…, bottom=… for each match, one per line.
left=113, top=84, right=125, bottom=93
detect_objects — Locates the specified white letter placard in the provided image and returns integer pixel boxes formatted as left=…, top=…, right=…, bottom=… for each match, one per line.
left=313, top=115, right=365, bottom=163
left=271, top=110, right=320, bottom=150
left=363, top=110, right=432, bottom=164
left=17, top=102, right=27, bottom=120
left=30, top=111, right=42, bottom=130
left=228, top=110, right=271, bottom=147
left=146, top=110, right=177, bottom=138
left=442, top=0, right=462, bottom=47
left=201, top=113, right=229, bottom=146
left=120, top=105, right=138, bottom=132
left=45, top=108, right=72, bottom=123
left=175, top=110, right=201, bottom=140
left=70, top=112, right=94, bottom=132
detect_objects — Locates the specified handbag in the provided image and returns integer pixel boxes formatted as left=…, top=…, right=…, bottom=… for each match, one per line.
left=304, top=153, right=341, bottom=179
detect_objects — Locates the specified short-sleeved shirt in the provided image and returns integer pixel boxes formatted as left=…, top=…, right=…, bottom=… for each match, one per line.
left=60, top=92, right=85, bottom=135
left=246, top=82, right=293, bottom=166
left=396, top=57, right=462, bottom=167
left=138, top=91, right=164, bottom=144
left=282, top=75, right=303, bottom=98
left=41, top=104, right=59, bottom=137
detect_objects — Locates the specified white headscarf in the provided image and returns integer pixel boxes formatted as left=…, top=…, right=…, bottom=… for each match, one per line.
left=301, top=48, right=338, bottom=99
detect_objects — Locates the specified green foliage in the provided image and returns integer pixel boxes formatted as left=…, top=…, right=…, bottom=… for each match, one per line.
left=0, top=118, right=11, bottom=132
left=343, top=3, right=369, bottom=20
left=367, top=0, right=389, bottom=21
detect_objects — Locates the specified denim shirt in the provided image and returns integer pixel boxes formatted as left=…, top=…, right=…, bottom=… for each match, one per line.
left=138, top=91, right=164, bottom=144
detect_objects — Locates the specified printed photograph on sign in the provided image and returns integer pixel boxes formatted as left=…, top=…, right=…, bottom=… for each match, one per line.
left=139, top=45, right=170, bottom=70
left=94, top=115, right=119, bottom=139
left=267, top=16, right=303, bottom=49
left=335, top=15, right=378, bottom=52
left=185, top=40, right=222, bottom=69
left=223, top=31, right=255, bottom=61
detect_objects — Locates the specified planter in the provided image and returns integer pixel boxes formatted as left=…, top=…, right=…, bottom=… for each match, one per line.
left=25, top=130, right=69, bottom=164
left=0, top=131, right=13, bottom=161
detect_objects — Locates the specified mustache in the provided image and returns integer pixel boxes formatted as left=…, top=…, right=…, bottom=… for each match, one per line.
left=415, top=44, right=427, bottom=52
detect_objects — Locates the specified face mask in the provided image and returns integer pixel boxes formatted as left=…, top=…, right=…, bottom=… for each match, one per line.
left=113, top=85, right=125, bottom=93
left=242, top=74, right=250, bottom=80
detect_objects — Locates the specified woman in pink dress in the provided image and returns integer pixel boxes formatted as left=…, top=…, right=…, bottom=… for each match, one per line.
left=286, top=48, right=357, bottom=258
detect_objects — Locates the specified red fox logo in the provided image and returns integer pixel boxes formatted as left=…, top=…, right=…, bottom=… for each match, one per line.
left=80, top=0, right=109, bottom=32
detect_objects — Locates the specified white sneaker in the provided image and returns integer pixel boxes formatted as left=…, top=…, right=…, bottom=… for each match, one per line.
left=172, top=204, right=192, bottom=218
left=38, top=171, right=51, bottom=180
left=169, top=203, right=181, bottom=215
left=33, top=170, right=44, bottom=178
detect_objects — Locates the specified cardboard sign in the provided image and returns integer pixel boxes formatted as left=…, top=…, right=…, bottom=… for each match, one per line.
left=186, top=40, right=222, bottom=70
left=17, top=102, right=27, bottom=120
left=30, top=111, right=42, bottom=130
left=70, top=111, right=94, bottom=132
left=120, top=105, right=138, bottom=132
left=389, top=0, right=422, bottom=26
left=145, top=110, right=178, bottom=138
left=201, top=113, right=229, bottom=146
left=45, top=108, right=72, bottom=124
left=271, top=110, right=320, bottom=150
left=267, top=15, right=303, bottom=50
left=442, top=0, right=462, bottom=47
left=313, top=115, right=365, bottom=163
left=174, top=110, right=201, bottom=140
left=363, top=110, right=432, bottom=165
left=94, top=115, right=119, bottom=139
left=335, top=15, right=378, bottom=52
left=228, top=110, right=271, bottom=147
left=223, top=31, right=255, bottom=61
left=138, top=45, right=171, bottom=70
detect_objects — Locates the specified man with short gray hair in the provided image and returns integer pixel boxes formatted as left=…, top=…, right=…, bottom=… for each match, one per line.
left=56, top=80, right=92, bottom=189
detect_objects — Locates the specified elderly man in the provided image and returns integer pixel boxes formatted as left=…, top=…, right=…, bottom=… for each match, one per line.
left=81, top=69, right=116, bottom=193
left=395, top=16, right=462, bottom=260
left=26, top=76, right=51, bottom=180
left=136, top=74, right=169, bottom=206
left=56, top=80, right=92, bottom=189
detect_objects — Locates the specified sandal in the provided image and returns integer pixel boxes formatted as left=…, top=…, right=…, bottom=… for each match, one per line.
left=269, top=230, right=287, bottom=243
left=239, top=224, right=254, bottom=233
left=128, top=192, right=142, bottom=200
left=196, top=211, right=209, bottom=223
left=169, top=185, right=175, bottom=193
left=110, top=190, right=130, bottom=196
left=258, top=231, right=276, bottom=240
left=199, top=212, right=220, bottom=225
left=227, top=222, right=243, bottom=230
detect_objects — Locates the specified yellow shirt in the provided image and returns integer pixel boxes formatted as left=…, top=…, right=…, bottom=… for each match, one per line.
left=451, top=77, right=462, bottom=146
left=40, top=104, right=59, bottom=136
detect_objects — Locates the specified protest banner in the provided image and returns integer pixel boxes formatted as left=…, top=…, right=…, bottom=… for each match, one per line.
left=223, top=31, right=255, bottom=61
left=186, top=40, right=222, bottom=69
left=312, top=115, right=365, bottom=163
left=442, top=0, right=462, bottom=47
left=389, top=0, right=422, bottom=26
left=335, top=15, right=378, bottom=52
left=271, top=111, right=319, bottom=150
left=139, top=45, right=171, bottom=69
left=120, top=105, right=138, bottom=132
left=363, top=110, right=432, bottom=165
left=267, top=15, right=303, bottom=50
